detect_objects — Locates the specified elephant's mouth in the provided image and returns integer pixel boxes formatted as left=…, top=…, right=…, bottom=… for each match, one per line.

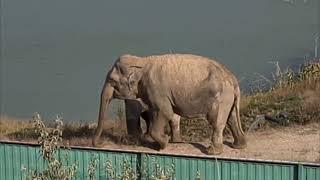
left=113, top=89, right=137, bottom=100
left=113, top=89, right=121, bottom=98
left=113, top=89, right=127, bottom=100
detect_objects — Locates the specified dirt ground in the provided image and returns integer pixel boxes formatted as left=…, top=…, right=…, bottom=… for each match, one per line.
left=68, top=122, right=320, bottom=163
left=2, top=121, right=319, bottom=163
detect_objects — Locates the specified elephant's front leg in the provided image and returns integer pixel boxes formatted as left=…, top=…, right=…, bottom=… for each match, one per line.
left=169, top=114, right=182, bottom=143
left=150, top=111, right=170, bottom=150
left=124, top=100, right=143, bottom=138
left=140, top=111, right=154, bottom=143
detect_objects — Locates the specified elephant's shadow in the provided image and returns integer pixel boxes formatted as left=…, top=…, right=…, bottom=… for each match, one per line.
left=189, top=141, right=235, bottom=154
left=100, top=131, right=235, bottom=154
left=102, top=132, right=144, bottom=146
left=131, top=138, right=236, bottom=153
left=138, top=140, right=235, bottom=154
left=101, top=131, right=164, bottom=149
left=188, top=143, right=207, bottom=154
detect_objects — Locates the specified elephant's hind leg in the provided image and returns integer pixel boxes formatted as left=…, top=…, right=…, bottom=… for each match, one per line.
left=227, top=104, right=247, bottom=149
left=206, top=91, right=234, bottom=155
left=169, top=114, right=182, bottom=143
left=150, top=111, right=171, bottom=150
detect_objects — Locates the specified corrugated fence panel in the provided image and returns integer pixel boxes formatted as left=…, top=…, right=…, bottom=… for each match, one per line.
left=142, top=154, right=301, bottom=180
left=300, top=165, right=320, bottom=180
left=0, top=142, right=139, bottom=180
left=0, top=143, right=46, bottom=180
left=0, top=141, right=319, bottom=180
left=58, top=148, right=140, bottom=180
left=0, top=143, right=4, bottom=179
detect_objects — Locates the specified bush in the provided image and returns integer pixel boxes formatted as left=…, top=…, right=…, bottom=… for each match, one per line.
left=22, top=113, right=78, bottom=180
left=240, top=59, right=320, bottom=131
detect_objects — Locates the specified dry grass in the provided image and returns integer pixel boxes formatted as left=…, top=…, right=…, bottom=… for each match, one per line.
left=0, top=115, right=34, bottom=140
left=0, top=114, right=138, bottom=147
left=239, top=59, right=320, bottom=131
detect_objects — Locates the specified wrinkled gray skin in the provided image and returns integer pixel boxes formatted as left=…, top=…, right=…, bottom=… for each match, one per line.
left=93, top=53, right=247, bottom=155
left=124, top=99, right=182, bottom=143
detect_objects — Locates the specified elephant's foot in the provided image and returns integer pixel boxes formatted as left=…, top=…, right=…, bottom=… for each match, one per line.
left=92, top=138, right=103, bottom=147
left=140, top=133, right=155, bottom=143
left=92, top=141, right=96, bottom=147
left=231, top=137, right=247, bottom=149
left=151, top=132, right=170, bottom=150
left=158, top=135, right=170, bottom=149
left=170, top=134, right=183, bottom=143
left=206, top=144, right=223, bottom=155
left=92, top=137, right=98, bottom=147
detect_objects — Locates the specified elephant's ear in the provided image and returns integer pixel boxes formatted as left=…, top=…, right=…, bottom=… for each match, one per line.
left=117, top=54, right=146, bottom=90
left=128, top=72, right=136, bottom=90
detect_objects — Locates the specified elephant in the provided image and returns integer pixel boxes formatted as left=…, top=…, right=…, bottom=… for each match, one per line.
left=124, top=99, right=182, bottom=143
left=92, top=53, right=247, bottom=155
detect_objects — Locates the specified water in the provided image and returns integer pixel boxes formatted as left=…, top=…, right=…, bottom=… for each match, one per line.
left=1, top=0, right=319, bottom=121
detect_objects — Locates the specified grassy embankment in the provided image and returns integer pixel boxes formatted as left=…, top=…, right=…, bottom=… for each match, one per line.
left=1, top=59, right=319, bottom=145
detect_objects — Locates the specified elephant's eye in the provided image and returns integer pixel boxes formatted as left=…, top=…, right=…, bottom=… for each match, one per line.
left=128, top=73, right=135, bottom=84
left=108, top=79, right=117, bottom=86
left=129, top=78, right=135, bottom=84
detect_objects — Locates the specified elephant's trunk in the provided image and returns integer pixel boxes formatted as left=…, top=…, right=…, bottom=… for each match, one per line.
left=92, top=81, right=114, bottom=147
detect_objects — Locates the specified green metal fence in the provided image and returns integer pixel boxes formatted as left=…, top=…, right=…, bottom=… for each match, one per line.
left=0, top=141, right=319, bottom=180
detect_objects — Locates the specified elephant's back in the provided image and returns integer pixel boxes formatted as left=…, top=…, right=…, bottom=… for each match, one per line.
left=145, top=54, right=235, bottom=88
left=140, top=54, right=238, bottom=116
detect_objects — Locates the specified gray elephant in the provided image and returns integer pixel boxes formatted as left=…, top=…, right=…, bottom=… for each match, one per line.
left=93, top=53, right=247, bottom=155
left=124, top=99, right=182, bottom=143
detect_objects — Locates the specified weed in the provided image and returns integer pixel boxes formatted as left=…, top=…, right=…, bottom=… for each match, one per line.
left=22, top=113, right=78, bottom=180
left=104, top=158, right=139, bottom=180
left=87, top=155, right=99, bottom=180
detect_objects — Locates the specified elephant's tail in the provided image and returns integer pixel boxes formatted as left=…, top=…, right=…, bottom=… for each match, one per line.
left=233, top=87, right=245, bottom=135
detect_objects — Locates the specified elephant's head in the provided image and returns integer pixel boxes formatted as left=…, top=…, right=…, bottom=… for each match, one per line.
left=92, top=54, right=146, bottom=146
left=109, top=54, right=146, bottom=99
